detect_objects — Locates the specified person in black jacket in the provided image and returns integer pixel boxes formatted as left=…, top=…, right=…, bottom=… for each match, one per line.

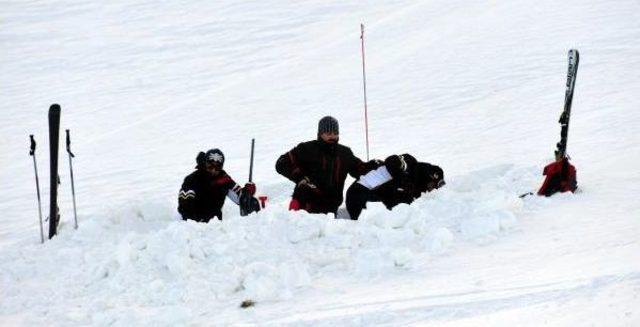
left=178, top=148, right=258, bottom=222
left=275, top=116, right=373, bottom=215
left=345, top=154, right=445, bottom=220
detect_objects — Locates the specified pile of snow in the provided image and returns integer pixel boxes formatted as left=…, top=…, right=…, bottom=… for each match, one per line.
left=1, top=165, right=536, bottom=325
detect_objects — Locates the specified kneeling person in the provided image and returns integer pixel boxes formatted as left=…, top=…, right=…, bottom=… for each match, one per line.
left=178, top=148, right=259, bottom=222
left=346, top=154, right=445, bottom=220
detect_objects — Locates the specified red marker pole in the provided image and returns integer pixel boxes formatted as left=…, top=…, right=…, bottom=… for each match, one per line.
left=360, top=23, right=370, bottom=161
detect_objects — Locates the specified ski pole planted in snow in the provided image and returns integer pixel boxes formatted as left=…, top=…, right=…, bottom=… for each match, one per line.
left=29, top=135, right=45, bottom=243
left=360, top=23, right=370, bottom=161
left=240, top=138, right=260, bottom=216
left=48, top=104, right=61, bottom=238
left=247, top=139, right=268, bottom=209
left=66, top=129, right=78, bottom=229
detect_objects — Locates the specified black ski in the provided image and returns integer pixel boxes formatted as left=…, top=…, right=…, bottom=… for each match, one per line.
left=555, top=49, right=579, bottom=160
left=48, top=104, right=61, bottom=238
left=534, top=50, right=580, bottom=197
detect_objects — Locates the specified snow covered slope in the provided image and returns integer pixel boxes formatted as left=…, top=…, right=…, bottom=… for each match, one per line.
left=1, top=0, right=639, bottom=325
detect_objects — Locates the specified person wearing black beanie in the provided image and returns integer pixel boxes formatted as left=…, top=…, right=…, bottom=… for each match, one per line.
left=318, top=116, right=339, bottom=135
left=275, top=116, right=377, bottom=215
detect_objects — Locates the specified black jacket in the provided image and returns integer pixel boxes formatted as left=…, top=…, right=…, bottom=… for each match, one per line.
left=276, top=140, right=370, bottom=213
left=346, top=154, right=445, bottom=218
left=178, top=169, right=242, bottom=222
left=375, top=154, right=426, bottom=208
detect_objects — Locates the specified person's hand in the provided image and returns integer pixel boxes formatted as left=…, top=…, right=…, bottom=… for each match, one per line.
left=244, top=182, right=256, bottom=196
left=297, top=176, right=317, bottom=189
left=365, top=159, right=383, bottom=170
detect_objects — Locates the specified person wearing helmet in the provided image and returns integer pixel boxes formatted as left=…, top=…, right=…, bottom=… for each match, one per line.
left=178, top=148, right=258, bottom=222
left=345, top=153, right=445, bottom=220
left=275, top=116, right=376, bottom=215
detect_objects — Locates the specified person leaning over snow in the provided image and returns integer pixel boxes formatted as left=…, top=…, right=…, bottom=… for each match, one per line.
left=275, top=116, right=376, bottom=215
left=345, top=154, right=445, bottom=220
left=178, top=148, right=258, bottom=222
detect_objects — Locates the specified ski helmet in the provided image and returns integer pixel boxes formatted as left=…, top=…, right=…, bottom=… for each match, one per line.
left=416, top=163, right=445, bottom=191
left=204, top=148, right=225, bottom=168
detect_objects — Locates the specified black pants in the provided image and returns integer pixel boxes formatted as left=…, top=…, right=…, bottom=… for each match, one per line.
left=345, top=183, right=382, bottom=220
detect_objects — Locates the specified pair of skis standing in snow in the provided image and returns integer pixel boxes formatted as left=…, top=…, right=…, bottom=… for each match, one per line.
left=29, top=105, right=79, bottom=242
left=177, top=116, right=445, bottom=222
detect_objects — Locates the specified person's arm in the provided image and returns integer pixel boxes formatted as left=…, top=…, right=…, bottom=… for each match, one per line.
left=220, top=172, right=257, bottom=206
left=347, top=153, right=366, bottom=179
left=178, top=175, right=199, bottom=220
left=216, top=173, right=242, bottom=205
left=275, top=143, right=307, bottom=184
left=347, top=149, right=382, bottom=179
left=384, top=154, right=417, bottom=178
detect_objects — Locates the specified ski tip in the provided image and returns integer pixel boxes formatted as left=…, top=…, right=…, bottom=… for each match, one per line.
left=568, top=49, right=580, bottom=61
left=29, top=135, right=36, bottom=154
left=49, top=103, right=61, bottom=111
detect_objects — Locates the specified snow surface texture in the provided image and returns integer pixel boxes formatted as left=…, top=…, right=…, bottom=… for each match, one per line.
left=1, top=0, right=639, bottom=325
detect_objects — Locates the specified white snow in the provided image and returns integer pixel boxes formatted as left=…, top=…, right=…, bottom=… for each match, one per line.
left=1, top=0, right=639, bottom=325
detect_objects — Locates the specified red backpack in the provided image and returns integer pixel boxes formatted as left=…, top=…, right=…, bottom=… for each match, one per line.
left=537, top=158, right=577, bottom=196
